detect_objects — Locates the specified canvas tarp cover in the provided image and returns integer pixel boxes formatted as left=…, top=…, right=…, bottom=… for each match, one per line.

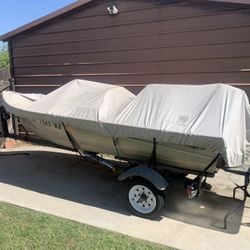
left=2, top=80, right=135, bottom=135
left=1, top=80, right=250, bottom=167
left=106, top=84, right=250, bottom=167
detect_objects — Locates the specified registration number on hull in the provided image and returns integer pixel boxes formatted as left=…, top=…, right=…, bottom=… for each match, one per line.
left=38, top=120, right=62, bottom=130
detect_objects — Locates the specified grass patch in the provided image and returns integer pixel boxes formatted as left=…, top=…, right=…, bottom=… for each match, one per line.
left=0, top=202, right=174, bottom=250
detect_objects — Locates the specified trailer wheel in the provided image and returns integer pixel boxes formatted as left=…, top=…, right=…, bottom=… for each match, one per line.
left=127, top=178, right=165, bottom=218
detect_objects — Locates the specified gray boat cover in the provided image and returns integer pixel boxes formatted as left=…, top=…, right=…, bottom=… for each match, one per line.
left=109, top=84, right=250, bottom=167
left=1, top=79, right=250, bottom=167
left=1, top=80, right=135, bottom=135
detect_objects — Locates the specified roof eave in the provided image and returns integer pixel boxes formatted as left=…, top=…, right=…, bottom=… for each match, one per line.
left=1, top=0, right=249, bottom=41
left=0, top=0, right=93, bottom=41
left=208, top=0, right=250, bottom=4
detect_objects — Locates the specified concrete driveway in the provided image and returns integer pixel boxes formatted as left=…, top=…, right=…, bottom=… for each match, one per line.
left=0, top=143, right=250, bottom=250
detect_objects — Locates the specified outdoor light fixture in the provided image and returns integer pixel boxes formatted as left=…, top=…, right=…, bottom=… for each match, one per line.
left=107, top=5, right=119, bottom=15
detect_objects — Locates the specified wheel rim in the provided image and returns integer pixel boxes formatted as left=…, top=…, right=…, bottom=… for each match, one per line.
left=128, top=184, right=157, bottom=214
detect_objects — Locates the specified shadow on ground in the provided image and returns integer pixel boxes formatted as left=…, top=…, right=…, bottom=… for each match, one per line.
left=0, top=149, right=246, bottom=234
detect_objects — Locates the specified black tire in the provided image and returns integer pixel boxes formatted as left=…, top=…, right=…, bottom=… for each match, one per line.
left=127, top=177, right=165, bottom=218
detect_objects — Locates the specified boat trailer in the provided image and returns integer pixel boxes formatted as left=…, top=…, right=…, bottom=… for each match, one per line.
left=61, top=123, right=250, bottom=229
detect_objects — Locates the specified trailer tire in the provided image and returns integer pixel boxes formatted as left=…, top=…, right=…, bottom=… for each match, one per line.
left=127, top=177, right=165, bottom=218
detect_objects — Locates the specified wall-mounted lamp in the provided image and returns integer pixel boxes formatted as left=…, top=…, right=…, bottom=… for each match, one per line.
left=107, top=5, right=119, bottom=15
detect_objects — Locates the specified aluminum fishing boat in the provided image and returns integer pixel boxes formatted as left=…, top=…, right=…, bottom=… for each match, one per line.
left=1, top=80, right=250, bottom=174
left=1, top=79, right=250, bottom=221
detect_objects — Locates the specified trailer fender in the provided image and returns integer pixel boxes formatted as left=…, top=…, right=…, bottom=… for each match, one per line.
left=118, top=166, right=169, bottom=191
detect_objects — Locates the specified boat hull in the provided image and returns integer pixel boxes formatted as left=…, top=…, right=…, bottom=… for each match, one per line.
left=20, top=117, right=217, bottom=174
